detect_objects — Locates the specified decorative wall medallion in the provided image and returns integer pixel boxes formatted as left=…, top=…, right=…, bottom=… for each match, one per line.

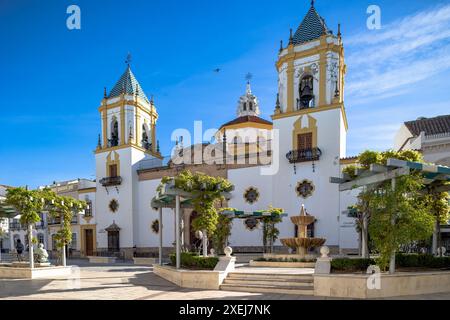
left=244, top=187, right=260, bottom=204
left=151, top=219, right=159, bottom=234
left=109, top=199, right=119, bottom=213
left=244, top=218, right=259, bottom=231
left=296, top=180, right=315, bottom=198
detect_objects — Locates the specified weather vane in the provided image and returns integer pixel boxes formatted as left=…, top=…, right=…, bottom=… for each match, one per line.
left=125, top=52, right=132, bottom=66
left=245, top=72, right=253, bottom=83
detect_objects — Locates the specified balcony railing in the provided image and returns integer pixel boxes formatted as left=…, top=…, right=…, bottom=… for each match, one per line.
left=10, top=222, right=24, bottom=230
left=286, top=147, right=322, bottom=163
left=99, top=176, right=122, bottom=187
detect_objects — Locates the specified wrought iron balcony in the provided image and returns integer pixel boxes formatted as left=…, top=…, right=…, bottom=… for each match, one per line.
left=99, top=176, right=122, bottom=187
left=286, top=147, right=322, bottom=163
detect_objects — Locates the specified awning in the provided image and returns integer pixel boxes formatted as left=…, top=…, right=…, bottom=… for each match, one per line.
left=0, top=202, right=18, bottom=218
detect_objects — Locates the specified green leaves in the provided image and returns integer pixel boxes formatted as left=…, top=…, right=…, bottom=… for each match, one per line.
left=157, top=170, right=234, bottom=235
left=6, top=187, right=87, bottom=247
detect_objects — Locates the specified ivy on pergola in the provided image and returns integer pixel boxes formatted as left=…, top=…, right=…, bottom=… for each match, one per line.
left=5, top=187, right=87, bottom=267
left=330, top=156, right=450, bottom=273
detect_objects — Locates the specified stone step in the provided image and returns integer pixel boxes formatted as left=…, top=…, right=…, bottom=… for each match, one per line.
left=227, top=272, right=313, bottom=281
left=220, top=283, right=314, bottom=295
left=223, top=278, right=313, bottom=287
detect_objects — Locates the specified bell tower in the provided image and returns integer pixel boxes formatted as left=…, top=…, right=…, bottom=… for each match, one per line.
left=271, top=1, right=348, bottom=251
left=94, top=61, right=161, bottom=258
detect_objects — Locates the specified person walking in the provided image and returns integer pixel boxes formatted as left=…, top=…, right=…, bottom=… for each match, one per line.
left=15, top=239, right=24, bottom=262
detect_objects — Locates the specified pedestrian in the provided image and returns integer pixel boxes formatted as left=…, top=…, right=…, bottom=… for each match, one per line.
left=16, top=239, right=24, bottom=262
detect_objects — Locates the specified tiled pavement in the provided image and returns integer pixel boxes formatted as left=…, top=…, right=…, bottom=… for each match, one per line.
left=0, top=260, right=449, bottom=300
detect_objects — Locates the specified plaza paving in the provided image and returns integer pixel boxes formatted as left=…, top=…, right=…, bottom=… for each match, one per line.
left=0, top=260, right=449, bottom=300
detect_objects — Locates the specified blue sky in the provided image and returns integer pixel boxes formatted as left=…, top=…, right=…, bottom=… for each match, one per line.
left=1, top=0, right=450, bottom=188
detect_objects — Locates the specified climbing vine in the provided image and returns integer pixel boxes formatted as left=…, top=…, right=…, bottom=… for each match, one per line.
left=211, top=208, right=234, bottom=254
left=6, top=187, right=87, bottom=249
left=343, top=149, right=442, bottom=270
left=157, top=170, right=234, bottom=236
left=260, top=206, right=284, bottom=253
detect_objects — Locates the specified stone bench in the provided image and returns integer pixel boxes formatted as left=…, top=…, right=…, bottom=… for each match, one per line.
left=87, top=256, right=117, bottom=264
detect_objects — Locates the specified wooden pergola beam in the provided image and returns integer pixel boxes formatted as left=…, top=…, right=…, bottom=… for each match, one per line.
left=338, top=167, right=410, bottom=191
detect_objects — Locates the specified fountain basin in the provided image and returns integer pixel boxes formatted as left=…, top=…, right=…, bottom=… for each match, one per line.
left=281, top=237, right=326, bottom=249
left=290, top=215, right=315, bottom=226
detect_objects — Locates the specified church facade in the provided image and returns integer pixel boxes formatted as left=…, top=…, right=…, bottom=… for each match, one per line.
left=6, top=3, right=360, bottom=258
left=76, top=3, right=360, bottom=259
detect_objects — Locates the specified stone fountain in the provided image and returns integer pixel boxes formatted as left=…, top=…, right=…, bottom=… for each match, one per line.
left=281, top=204, right=326, bottom=258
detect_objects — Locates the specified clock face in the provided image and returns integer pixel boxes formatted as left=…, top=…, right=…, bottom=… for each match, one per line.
left=109, top=199, right=119, bottom=213
left=296, top=180, right=315, bottom=198
left=244, top=187, right=260, bottom=204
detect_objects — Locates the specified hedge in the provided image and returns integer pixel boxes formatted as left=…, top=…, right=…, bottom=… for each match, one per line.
left=331, top=258, right=375, bottom=272
left=169, top=252, right=219, bottom=270
left=331, top=255, right=450, bottom=272
left=396, top=253, right=450, bottom=269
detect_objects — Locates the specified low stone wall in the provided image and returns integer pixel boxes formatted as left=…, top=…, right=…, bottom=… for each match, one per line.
left=0, top=265, right=73, bottom=279
left=133, top=257, right=159, bottom=265
left=249, top=260, right=315, bottom=268
left=314, top=271, right=450, bottom=298
left=153, top=265, right=224, bottom=290
left=87, top=256, right=116, bottom=263
left=153, top=256, right=235, bottom=290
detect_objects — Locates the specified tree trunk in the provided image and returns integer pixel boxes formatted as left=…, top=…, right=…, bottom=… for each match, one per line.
left=432, top=218, right=438, bottom=255
left=28, top=224, right=34, bottom=268
left=202, top=230, right=208, bottom=257
left=361, top=215, right=369, bottom=259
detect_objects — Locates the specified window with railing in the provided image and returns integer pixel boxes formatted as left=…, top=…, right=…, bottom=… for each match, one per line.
left=85, top=200, right=93, bottom=217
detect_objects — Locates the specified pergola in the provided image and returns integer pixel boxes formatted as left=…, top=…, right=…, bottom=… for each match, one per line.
left=0, top=202, right=19, bottom=262
left=330, top=158, right=450, bottom=273
left=150, top=181, right=232, bottom=269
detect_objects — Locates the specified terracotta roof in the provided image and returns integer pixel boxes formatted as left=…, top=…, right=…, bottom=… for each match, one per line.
left=404, top=115, right=450, bottom=136
left=220, top=116, right=273, bottom=129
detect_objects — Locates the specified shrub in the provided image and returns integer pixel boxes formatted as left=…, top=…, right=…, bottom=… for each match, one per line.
left=169, top=252, right=219, bottom=270
left=396, top=253, right=450, bottom=269
left=331, top=258, right=375, bottom=272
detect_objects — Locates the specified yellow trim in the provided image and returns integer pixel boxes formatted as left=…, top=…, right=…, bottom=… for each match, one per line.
left=219, top=122, right=272, bottom=132
left=286, top=54, right=295, bottom=112
left=78, top=187, right=96, bottom=194
left=98, top=97, right=158, bottom=120
left=80, top=224, right=97, bottom=257
left=120, top=103, right=125, bottom=145
left=318, top=36, right=327, bottom=106
left=271, top=103, right=348, bottom=131
left=94, top=143, right=163, bottom=159
left=102, top=110, right=107, bottom=148
left=276, top=40, right=343, bottom=71
left=106, top=151, right=120, bottom=177
left=292, top=115, right=317, bottom=150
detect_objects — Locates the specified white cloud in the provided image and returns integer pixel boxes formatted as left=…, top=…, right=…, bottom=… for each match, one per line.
left=345, top=4, right=450, bottom=101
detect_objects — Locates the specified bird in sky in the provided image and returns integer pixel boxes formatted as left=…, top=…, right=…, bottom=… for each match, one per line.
left=213, top=68, right=221, bottom=73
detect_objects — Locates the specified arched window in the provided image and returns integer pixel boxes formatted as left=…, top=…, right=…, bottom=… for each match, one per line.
left=37, top=233, right=44, bottom=245
left=243, top=102, right=247, bottom=111
left=110, top=116, right=119, bottom=147
left=142, top=123, right=151, bottom=150
left=298, top=75, right=314, bottom=109
left=249, top=102, right=253, bottom=111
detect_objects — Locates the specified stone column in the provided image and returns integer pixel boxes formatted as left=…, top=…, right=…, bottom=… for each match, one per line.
left=159, top=207, right=163, bottom=265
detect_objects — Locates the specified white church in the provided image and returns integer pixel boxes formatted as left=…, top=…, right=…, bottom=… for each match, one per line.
left=11, top=3, right=363, bottom=258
